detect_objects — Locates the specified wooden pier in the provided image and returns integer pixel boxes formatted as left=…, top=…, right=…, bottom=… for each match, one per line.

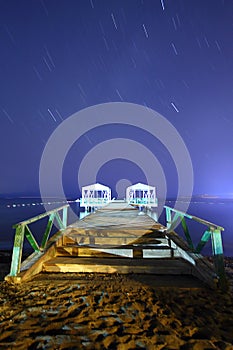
left=5, top=200, right=227, bottom=289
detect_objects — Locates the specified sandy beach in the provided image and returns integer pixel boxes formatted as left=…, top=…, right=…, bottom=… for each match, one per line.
left=0, top=259, right=233, bottom=350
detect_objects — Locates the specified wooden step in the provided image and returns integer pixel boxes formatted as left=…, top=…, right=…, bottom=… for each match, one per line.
left=59, top=234, right=169, bottom=247
left=43, top=257, right=193, bottom=275
left=60, top=235, right=159, bottom=246
left=55, top=245, right=174, bottom=258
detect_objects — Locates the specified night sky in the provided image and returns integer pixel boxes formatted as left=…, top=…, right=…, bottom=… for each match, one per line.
left=1, top=0, right=233, bottom=199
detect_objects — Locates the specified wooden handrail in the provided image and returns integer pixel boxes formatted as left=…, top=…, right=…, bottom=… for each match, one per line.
left=164, top=205, right=227, bottom=290
left=13, top=204, right=69, bottom=227
left=164, top=205, right=224, bottom=231
left=9, top=205, right=69, bottom=277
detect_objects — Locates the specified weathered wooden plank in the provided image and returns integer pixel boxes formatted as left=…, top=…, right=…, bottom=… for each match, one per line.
left=43, top=257, right=193, bottom=275
left=55, top=245, right=173, bottom=258
left=63, top=205, right=166, bottom=250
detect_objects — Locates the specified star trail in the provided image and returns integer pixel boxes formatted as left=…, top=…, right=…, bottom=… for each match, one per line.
left=0, top=0, right=233, bottom=198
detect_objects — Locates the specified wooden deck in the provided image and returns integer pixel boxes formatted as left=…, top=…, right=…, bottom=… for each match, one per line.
left=5, top=201, right=217, bottom=287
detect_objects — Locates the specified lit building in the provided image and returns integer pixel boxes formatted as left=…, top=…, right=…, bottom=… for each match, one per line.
left=126, top=182, right=158, bottom=208
left=80, top=183, right=111, bottom=210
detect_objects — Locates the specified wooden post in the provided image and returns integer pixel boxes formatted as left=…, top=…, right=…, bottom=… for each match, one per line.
left=62, top=206, right=68, bottom=227
left=9, top=225, right=25, bottom=276
left=211, top=228, right=228, bottom=290
left=165, top=207, right=171, bottom=230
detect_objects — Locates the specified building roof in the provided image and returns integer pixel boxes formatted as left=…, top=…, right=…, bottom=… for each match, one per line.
left=126, top=182, right=155, bottom=190
left=82, top=183, right=111, bottom=191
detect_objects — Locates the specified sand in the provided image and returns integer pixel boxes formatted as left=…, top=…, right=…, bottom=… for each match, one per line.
left=0, top=266, right=233, bottom=350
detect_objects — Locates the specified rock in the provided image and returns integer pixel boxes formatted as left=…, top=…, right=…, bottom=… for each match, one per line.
left=118, top=314, right=134, bottom=324
left=163, top=334, right=185, bottom=348
left=123, top=325, right=143, bottom=335
left=103, top=334, right=117, bottom=348
left=185, top=339, right=218, bottom=349
left=182, top=326, right=199, bottom=338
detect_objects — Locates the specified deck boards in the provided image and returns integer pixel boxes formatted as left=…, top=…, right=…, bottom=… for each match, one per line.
left=61, top=203, right=165, bottom=247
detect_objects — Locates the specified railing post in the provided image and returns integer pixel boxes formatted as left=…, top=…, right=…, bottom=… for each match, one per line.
left=165, top=207, right=171, bottom=230
left=9, top=224, right=25, bottom=276
left=62, top=206, right=68, bottom=228
left=211, top=228, right=227, bottom=290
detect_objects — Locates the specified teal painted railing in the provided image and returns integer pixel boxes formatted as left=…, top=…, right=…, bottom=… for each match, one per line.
left=128, top=198, right=158, bottom=206
left=80, top=198, right=110, bottom=206
left=9, top=205, right=69, bottom=277
left=164, top=206, right=227, bottom=289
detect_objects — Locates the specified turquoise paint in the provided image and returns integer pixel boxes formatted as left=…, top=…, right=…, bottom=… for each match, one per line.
left=195, top=230, right=211, bottom=253
left=41, top=213, right=55, bottom=249
left=181, top=218, right=194, bottom=250
left=9, top=225, right=25, bottom=276
left=25, top=225, right=40, bottom=252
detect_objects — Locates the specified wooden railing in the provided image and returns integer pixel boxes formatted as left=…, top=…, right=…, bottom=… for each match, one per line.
left=9, top=205, right=69, bottom=277
left=164, top=206, right=227, bottom=290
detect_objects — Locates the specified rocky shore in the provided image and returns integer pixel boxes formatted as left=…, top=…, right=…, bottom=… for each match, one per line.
left=0, top=261, right=233, bottom=349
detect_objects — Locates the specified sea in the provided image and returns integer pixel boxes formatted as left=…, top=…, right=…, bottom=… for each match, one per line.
left=0, top=197, right=232, bottom=258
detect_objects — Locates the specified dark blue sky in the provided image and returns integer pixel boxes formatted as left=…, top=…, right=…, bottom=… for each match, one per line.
left=1, top=0, right=233, bottom=198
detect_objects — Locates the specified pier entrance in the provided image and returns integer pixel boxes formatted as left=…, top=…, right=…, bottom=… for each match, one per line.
left=5, top=200, right=227, bottom=289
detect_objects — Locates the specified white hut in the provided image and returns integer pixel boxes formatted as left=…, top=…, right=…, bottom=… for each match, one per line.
left=80, top=183, right=111, bottom=210
left=126, top=183, right=157, bottom=208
